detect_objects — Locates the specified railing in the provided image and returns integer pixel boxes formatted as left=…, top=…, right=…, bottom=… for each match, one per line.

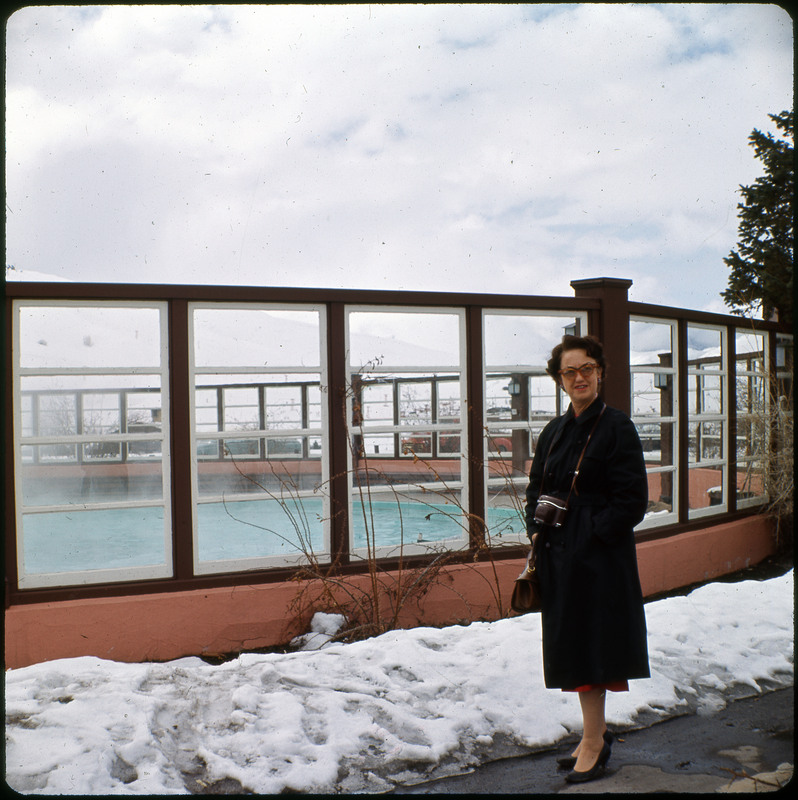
left=4, top=279, right=791, bottom=603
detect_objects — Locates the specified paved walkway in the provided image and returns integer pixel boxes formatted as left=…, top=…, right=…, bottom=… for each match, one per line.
left=393, top=685, right=793, bottom=794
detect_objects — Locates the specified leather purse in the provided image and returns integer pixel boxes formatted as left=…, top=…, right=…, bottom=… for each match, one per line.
left=510, top=541, right=541, bottom=614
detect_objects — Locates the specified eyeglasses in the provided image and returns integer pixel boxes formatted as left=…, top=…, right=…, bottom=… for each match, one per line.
left=558, top=362, right=599, bottom=379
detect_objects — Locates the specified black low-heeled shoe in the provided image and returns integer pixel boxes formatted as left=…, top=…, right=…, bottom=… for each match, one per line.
left=564, top=740, right=612, bottom=784
left=556, top=729, right=614, bottom=769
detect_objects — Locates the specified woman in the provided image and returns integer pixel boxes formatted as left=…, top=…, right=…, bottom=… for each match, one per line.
left=525, top=334, right=649, bottom=784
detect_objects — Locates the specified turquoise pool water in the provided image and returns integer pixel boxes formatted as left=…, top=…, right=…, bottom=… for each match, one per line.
left=21, top=499, right=521, bottom=576
left=22, top=507, right=167, bottom=574
left=197, top=498, right=473, bottom=559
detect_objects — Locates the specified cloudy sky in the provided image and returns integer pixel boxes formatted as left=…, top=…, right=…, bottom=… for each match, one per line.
left=4, top=3, right=793, bottom=313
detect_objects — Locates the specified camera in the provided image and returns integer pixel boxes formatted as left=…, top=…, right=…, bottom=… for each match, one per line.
left=533, top=494, right=567, bottom=528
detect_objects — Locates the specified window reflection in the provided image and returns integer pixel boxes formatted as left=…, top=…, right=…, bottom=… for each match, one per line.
left=629, top=318, right=678, bottom=524
left=190, top=305, right=329, bottom=572
left=14, top=302, right=171, bottom=588
left=483, top=312, right=585, bottom=544
left=347, top=309, right=467, bottom=557
left=687, top=324, right=727, bottom=517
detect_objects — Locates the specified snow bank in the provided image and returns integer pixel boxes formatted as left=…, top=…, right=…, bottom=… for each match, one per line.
left=5, top=571, right=793, bottom=794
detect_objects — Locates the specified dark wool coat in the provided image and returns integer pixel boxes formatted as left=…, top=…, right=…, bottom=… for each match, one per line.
left=525, top=397, right=650, bottom=690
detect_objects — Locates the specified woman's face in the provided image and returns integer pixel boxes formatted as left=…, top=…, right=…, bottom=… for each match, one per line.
left=558, top=347, right=602, bottom=414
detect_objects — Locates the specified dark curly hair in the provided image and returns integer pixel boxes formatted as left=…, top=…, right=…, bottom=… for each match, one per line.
left=546, top=334, right=607, bottom=383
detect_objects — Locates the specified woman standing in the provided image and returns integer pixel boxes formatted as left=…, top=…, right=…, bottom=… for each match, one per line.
left=525, top=334, right=649, bottom=784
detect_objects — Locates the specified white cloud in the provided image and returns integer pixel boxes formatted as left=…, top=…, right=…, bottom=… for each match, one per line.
left=5, top=4, right=793, bottom=313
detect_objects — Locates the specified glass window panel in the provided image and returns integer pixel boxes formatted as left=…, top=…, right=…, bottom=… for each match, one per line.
left=397, top=429, right=463, bottom=458
left=197, top=448, right=323, bottom=499
left=485, top=378, right=513, bottom=418
left=685, top=324, right=726, bottom=520
left=632, top=373, right=668, bottom=417
left=399, top=381, right=432, bottom=425
left=689, top=465, right=724, bottom=510
left=20, top=382, right=162, bottom=440
left=265, top=385, right=302, bottom=429
left=529, top=375, right=558, bottom=416
left=37, top=393, right=78, bottom=437
left=18, top=305, right=162, bottom=369
left=196, top=439, right=221, bottom=459
left=14, top=302, right=170, bottom=589
left=196, top=497, right=326, bottom=563
left=486, top=453, right=527, bottom=542
left=197, top=387, right=323, bottom=459
left=21, top=455, right=165, bottom=507
left=307, top=386, right=322, bottom=425
left=688, top=421, right=724, bottom=463
left=639, top=422, right=675, bottom=466
left=360, top=382, right=394, bottom=427
left=400, top=431, right=432, bottom=456
left=127, top=442, right=164, bottom=461
left=83, top=441, right=122, bottom=462
left=484, top=313, right=583, bottom=367
left=38, top=443, right=78, bottom=463
left=736, top=460, right=766, bottom=501
left=690, top=373, right=723, bottom=414
left=736, top=374, right=767, bottom=415
left=647, top=467, right=676, bottom=508
left=348, top=310, right=461, bottom=368
left=486, top=428, right=518, bottom=455
left=195, top=455, right=326, bottom=569
left=21, top=507, right=168, bottom=576
left=193, top=308, right=322, bottom=368
left=195, top=389, right=220, bottom=432
left=127, top=391, right=163, bottom=428
left=361, top=434, right=395, bottom=457
left=351, top=489, right=467, bottom=553
left=482, top=312, right=586, bottom=545
left=734, top=331, right=768, bottom=489
left=436, top=431, right=461, bottom=456
left=223, top=438, right=261, bottom=458
left=735, top=417, right=767, bottom=460
left=347, top=309, right=467, bottom=555
left=191, top=306, right=328, bottom=572
left=688, top=326, right=723, bottom=364
left=348, top=310, right=461, bottom=372
left=22, top=373, right=163, bottom=394
left=776, top=333, right=793, bottom=376
left=266, top=438, right=303, bottom=457
left=629, top=319, right=674, bottom=365
left=224, top=387, right=260, bottom=430
left=735, top=330, right=765, bottom=362
left=20, top=394, right=33, bottom=437
left=82, top=393, right=121, bottom=435
left=437, top=380, right=461, bottom=423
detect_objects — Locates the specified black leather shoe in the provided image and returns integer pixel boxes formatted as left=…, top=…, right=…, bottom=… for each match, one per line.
left=564, top=740, right=612, bottom=783
left=556, top=730, right=614, bottom=770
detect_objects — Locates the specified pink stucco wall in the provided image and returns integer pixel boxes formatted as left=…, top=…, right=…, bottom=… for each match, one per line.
left=4, top=515, right=776, bottom=669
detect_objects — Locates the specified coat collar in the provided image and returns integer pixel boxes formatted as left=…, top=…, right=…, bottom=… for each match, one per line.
left=565, top=396, right=605, bottom=426
left=545, top=397, right=605, bottom=461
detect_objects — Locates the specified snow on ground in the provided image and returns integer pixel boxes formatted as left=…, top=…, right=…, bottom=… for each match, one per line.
left=5, top=571, right=793, bottom=795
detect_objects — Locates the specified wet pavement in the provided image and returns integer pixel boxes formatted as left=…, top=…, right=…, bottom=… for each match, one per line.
left=391, top=685, right=793, bottom=794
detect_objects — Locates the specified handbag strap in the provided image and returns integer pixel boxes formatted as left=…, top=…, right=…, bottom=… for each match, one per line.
left=566, top=404, right=606, bottom=502
left=540, top=403, right=606, bottom=505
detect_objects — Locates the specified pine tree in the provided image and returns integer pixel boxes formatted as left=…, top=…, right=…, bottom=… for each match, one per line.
left=721, top=110, right=793, bottom=326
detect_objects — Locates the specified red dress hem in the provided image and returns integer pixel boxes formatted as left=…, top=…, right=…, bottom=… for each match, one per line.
left=563, top=681, right=629, bottom=693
